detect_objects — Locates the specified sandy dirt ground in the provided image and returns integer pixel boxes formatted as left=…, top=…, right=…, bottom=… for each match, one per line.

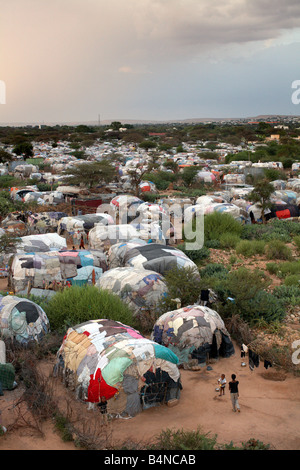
left=0, top=342, right=299, bottom=451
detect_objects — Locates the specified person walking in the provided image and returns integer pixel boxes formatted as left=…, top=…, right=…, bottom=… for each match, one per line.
left=229, top=374, right=240, bottom=412
left=79, top=234, right=85, bottom=249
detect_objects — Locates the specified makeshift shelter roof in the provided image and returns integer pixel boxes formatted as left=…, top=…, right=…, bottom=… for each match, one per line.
left=151, top=305, right=235, bottom=366
left=16, top=233, right=67, bottom=253
left=0, top=294, right=50, bottom=345
left=58, top=214, right=111, bottom=235
left=96, top=267, right=168, bottom=319
left=89, top=223, right=165, bottom=252
left=27, top=212, right=68, bottom=234
left=122, top=244, right=199, bottom=276
left=10, top=249, right=108, bottom=293
left=108, top=239, right=147, bottom=269
left=53, top=319, right=181, bottom=415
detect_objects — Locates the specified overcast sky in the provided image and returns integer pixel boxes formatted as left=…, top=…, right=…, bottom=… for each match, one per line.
left=1, top=0, right=300, bottom=124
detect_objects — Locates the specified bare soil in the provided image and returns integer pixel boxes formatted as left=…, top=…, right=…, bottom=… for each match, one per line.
left=0, top=342, right=299, bottom=451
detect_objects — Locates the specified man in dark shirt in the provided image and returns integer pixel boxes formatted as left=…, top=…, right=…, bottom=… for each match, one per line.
left=229, top=374, right=240, bottom=412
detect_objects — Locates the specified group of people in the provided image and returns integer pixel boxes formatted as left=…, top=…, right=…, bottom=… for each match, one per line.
left=217, top=373, right=241, bottom=413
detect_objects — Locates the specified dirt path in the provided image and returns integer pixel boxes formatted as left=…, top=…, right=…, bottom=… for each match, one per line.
left=0, top=344, right=299, bottom=450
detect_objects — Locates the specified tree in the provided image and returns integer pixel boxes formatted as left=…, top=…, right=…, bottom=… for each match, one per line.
left=0, top=234, right=20, bottom=254
left=248, top=178, right=274, bottom=224
left=13, top=141, right=34, bottom=159
left=138, top=140, right=157, bottom=151
left=0, top=148, right=13, bottom=164
left=181, top=166, right=199, bottom=187
left=63, top=161, right=117, bottom=189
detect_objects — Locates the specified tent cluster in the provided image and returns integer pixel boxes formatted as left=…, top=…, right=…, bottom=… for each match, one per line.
left=151, top=305, right=235, bottom=367
left=10, top=249, right=108, bottom=293
left=54, top=319, right=181, bottom=415
left=0, top=295, right=50, bottom=345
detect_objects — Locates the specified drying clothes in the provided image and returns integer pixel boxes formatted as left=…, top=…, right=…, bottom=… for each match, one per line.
left=249, top=349, right=260, bottom=370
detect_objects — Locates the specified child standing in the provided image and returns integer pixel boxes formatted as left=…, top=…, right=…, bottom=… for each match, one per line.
left=218, top=374, right=226, bottom=396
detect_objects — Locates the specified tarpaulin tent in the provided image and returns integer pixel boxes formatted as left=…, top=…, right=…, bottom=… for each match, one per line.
left=110, top=195, right=143, bottom=224
left=96, top=267, right=168, bottom=318
left=151, top=305, right=235, bottom=366
left=122, top=244, right=199, bottom=276
left=53, top=319, right=181, bottom=415
left=27, top=212, right=68, bottom=234
left=10, top=249, right=108, bottom=293
left=0, top=295, right=50, bottom=345
left=16, top=233, right=67, bottom=253
left=139, top=181, right=157, bottom=193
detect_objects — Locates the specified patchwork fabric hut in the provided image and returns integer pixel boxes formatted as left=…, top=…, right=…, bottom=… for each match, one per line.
left=151, top=305, right=235, bottom=366
left=0, top=295, right=50, bottom=345
left=108, top=239, right=147, bottom=269
left=10, top=249, right=108, bottom=293
left=27, top=212, right=68, bottom=234
left=16, top=233, right=67, bottom=253
left=53, top=319, right=182, bottom=416
left=121, top=243, right=199, bottom=276
left=96, top=267, right=168, bottom=319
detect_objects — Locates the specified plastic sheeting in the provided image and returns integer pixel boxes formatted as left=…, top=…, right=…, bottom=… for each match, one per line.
left=0, top=294, right=50, bottom=345
left=96, top=267, right=168, bottom=318
left=53, top=319, right=181, bottom=415
left=151, top=305, right=235, bottom=366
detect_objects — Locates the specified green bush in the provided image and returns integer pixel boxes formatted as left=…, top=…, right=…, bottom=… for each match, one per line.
left=265, top=240, right=293, bottom=261
left=152, top=427, right=217, bottom=450
left=204, top=212, right=242, bottom=242
left=158, top=266, right=201, bottom=313
left=293, top=235, right=300, bottom=251
left=266, top=262, right=280, bottom=275
left=273, top=285, right=300, bottom=306
left=219, top=233, right=241, bottom=250
left=200, top=263, right=229, bottom=280
left=235, top=240, right=265, bottom=257
left=42, top=285, right=136, bottom=332
left=204, top=239, right=220, bottom=249
left=177, top=243, right=210, bottom=261
left=284, top=275, right=300, bottom=287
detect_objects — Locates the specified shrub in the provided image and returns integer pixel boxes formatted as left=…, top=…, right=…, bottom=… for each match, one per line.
left=204, top=239, right=220, bottom=249
left=219, top=233, right=241, bottom=250
left=284, top=275, right=300, bottom=287
left=265, top=240, right=293, bottom=261
left=200, top=263, right=229, bottom=280
left=235, top=240, right=265, bottom=257
left=152, top=427, right=217, bottom=450
left=158, top=266, right=201, bottom=313
left=273, top=285, right=300, bottom=306
left=43, top=285, right=136, bottom=332
left=177, top=243, right=210, bottom=261
left=266, top=262, right=280, bottom=275
left=204, top=212, right=242, bottom=242
left=293, top=235, right=300, bottom=252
